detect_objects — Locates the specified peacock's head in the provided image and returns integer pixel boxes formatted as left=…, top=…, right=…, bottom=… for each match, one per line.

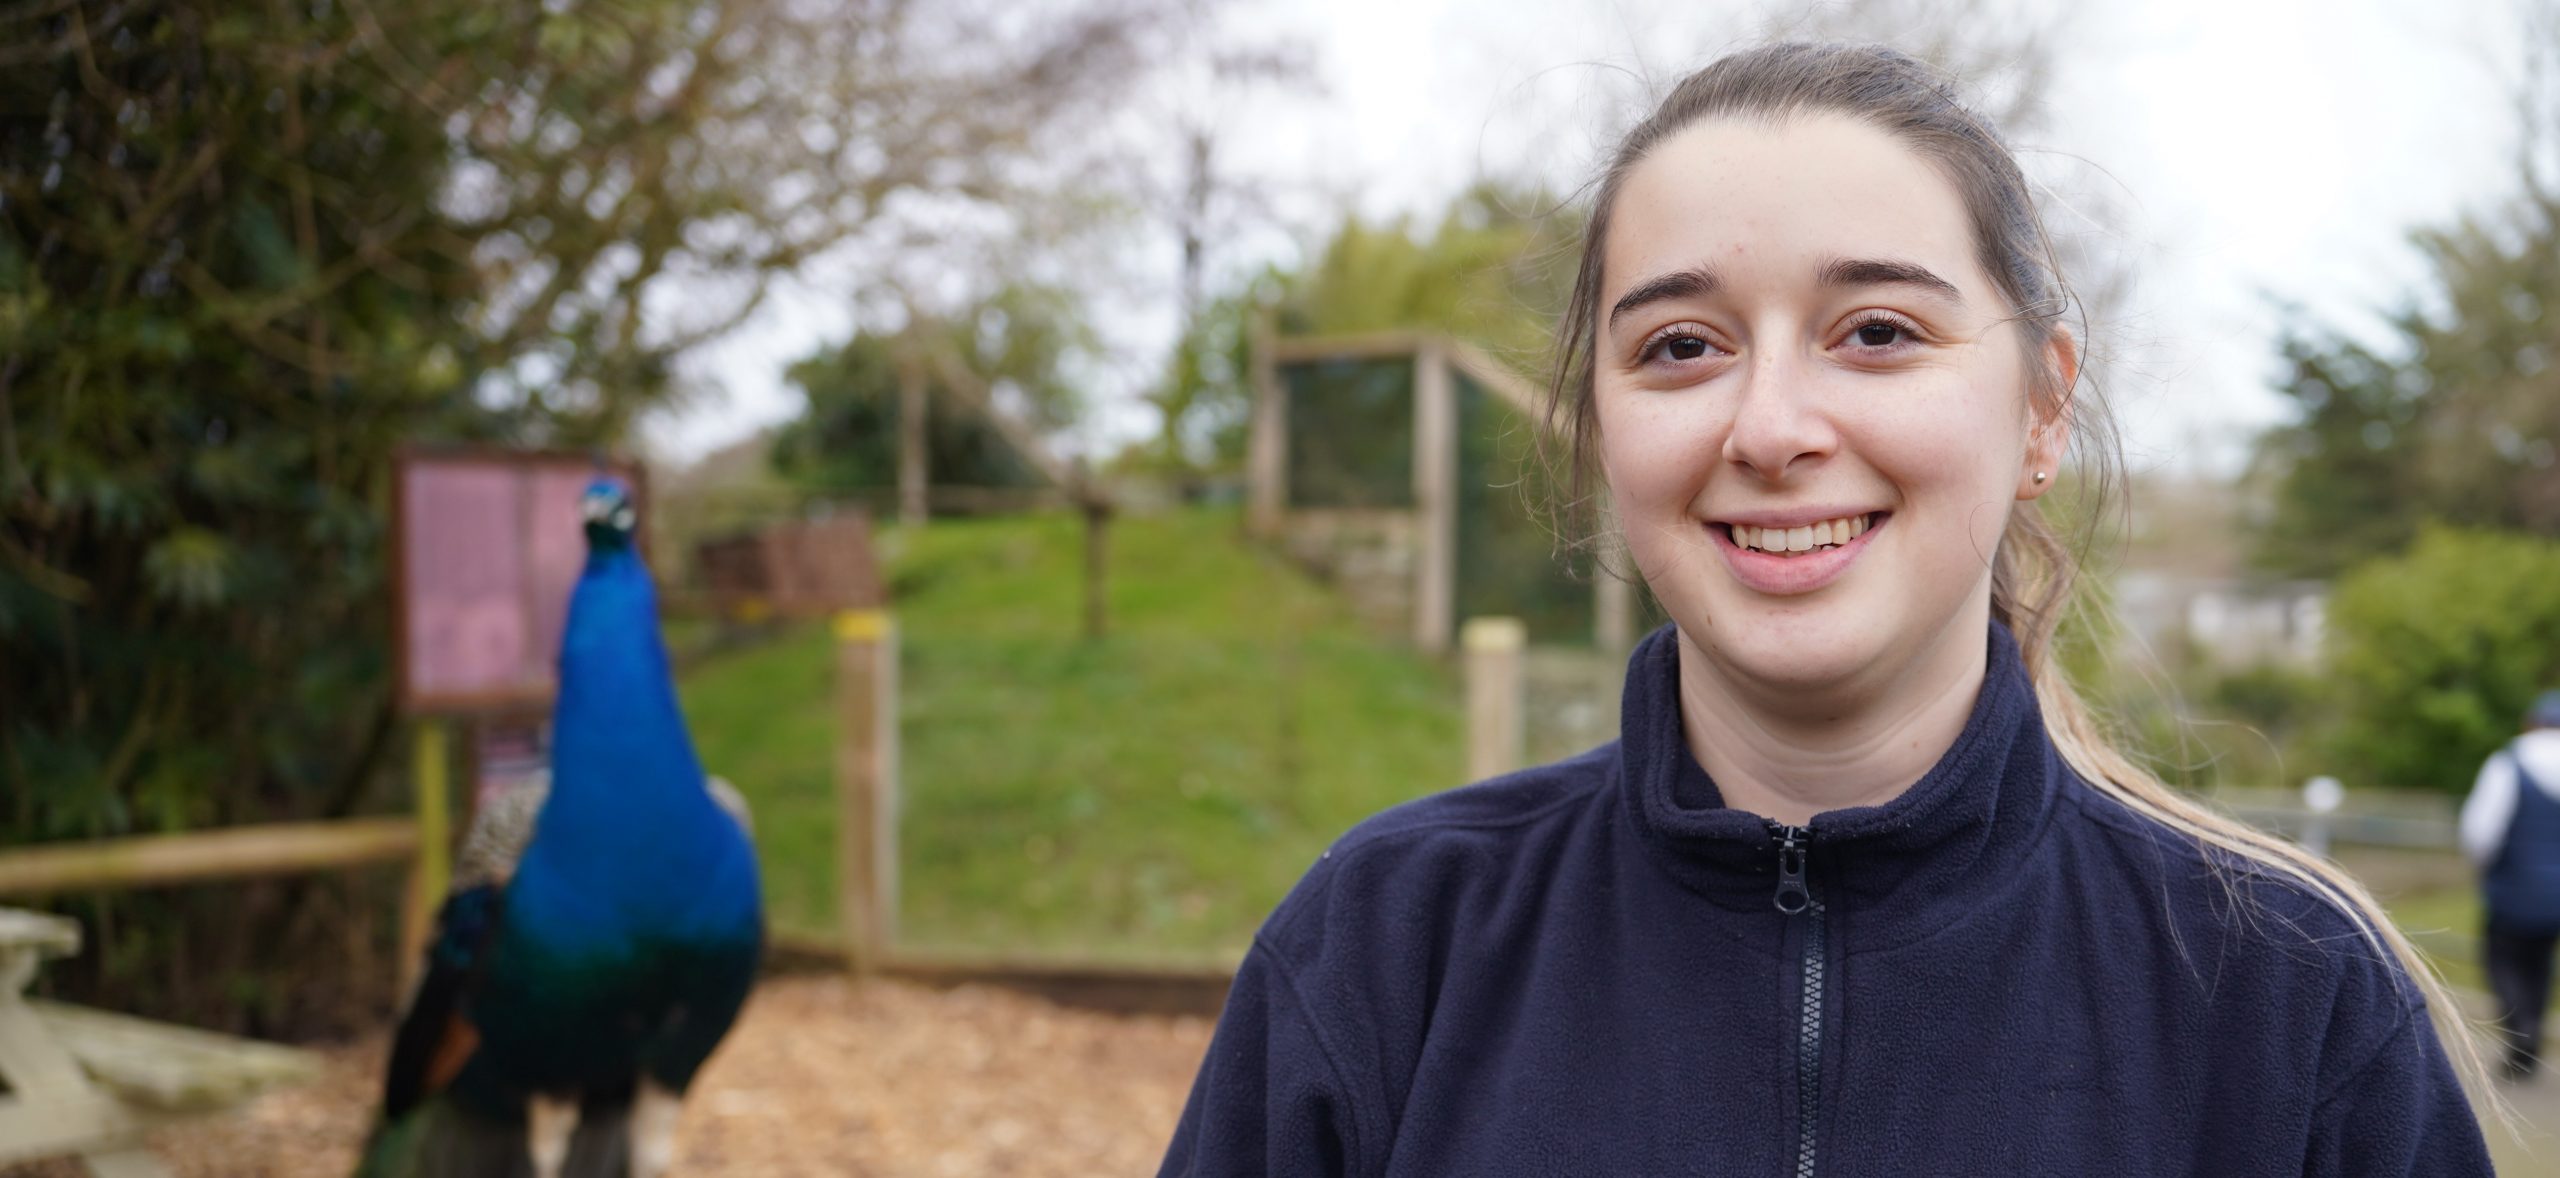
left=580, top=478, right=638, bottom=552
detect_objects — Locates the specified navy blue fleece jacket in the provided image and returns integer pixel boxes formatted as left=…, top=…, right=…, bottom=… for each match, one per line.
left=1160, top=622, right=2491, bottom=1176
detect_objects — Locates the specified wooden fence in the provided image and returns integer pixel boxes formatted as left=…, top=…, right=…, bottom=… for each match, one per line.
left=817, top=608, right=1241, bottom=1014
left=7, top=606, right=2466, bottom=1023
left=0, top=746, right=452, bottom=992
left=2205, top=785, right=2460, bottom=850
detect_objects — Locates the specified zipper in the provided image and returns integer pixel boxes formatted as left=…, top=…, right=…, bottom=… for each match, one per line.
left=1772, top=823, right=1826, bottom=1178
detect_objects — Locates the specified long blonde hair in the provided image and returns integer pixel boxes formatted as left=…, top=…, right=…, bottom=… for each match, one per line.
left=1542, top=42, right=2502, bottom=1104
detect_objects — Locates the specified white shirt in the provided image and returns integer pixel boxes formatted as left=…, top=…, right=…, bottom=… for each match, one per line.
left=2457, top=729, right=2560, bottom=866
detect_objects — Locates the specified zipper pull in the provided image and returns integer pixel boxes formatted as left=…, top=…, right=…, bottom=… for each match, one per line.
left=1773, top=824, right=1812, bottom=914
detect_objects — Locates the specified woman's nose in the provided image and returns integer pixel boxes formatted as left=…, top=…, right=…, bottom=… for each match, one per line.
left=1720, top=350, right=1839, bottom=482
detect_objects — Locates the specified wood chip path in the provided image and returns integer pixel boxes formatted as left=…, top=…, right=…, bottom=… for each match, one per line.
left=2, top=974, right=1213, bottom=1177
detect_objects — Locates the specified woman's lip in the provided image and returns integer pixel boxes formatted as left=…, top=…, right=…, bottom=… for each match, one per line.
left=1710, top=507, right=1887, bottom=530
left=1707, top=514, right=1886, bottom=596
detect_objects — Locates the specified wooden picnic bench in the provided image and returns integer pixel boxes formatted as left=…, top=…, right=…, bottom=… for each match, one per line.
left=0, top=906, right=319, bottom=1177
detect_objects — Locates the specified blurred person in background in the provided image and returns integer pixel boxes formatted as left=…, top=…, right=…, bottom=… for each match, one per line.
left=1160, top=41, right=2496, bottom=1175
left=2460, top=690, right=2560, bottom=1081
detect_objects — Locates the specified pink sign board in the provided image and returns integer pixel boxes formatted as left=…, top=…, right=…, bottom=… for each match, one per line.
left=394, top=450, right=644, bottom=715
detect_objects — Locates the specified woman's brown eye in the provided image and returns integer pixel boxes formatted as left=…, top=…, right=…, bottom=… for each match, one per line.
left=1667, top=336, right=1707, bottom=360
left=1855, top=322, right=1902, bottom=347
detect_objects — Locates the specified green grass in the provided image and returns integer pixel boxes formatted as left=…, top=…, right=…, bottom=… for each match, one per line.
left=2333, top=846, right=2485, bottom=991
left=2386, top=882, right=2485, bottom=993
left=678, top=505, right=1463, bottom=959
left=682, top=508, right=2505, bottom=981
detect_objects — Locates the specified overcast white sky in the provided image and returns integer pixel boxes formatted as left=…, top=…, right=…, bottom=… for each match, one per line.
left=641, top=0, right=2529, bottom=479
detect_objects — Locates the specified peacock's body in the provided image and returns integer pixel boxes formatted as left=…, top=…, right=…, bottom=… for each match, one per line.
left=360, top=479, right=763, bottom=1178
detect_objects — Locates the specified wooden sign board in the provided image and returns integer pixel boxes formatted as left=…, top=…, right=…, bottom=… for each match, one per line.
left=392, top=448, right=646, bottom=716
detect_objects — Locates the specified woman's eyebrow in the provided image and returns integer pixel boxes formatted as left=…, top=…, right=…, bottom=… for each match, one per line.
left=1818, top=256, right=1964, bottom=304
left=1607, top=266, right=1721, bottom=329
left=1607, top=257, right=1964, bottom=330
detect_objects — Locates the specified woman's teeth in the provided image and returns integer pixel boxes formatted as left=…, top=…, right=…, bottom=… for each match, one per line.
left=1730, top=513, right=1873, bottom=554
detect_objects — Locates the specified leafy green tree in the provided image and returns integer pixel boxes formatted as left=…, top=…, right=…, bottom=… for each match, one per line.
left=2250, top=0, right=2560, bottom=577
left=772, top=286, right=1092, bottom=500
left=1130, top=268, right=1279, bottom=484
left=2254, top=208, right=2560, bottom=577
left=2323, top=527, right=2560, bottom=792
left=1280, top=182, right=1578, bottom=358
left=0, top=0, right=1174, bottom=1032
left=2251, top=323, right=2434, bottom=577
left=1141, top=183, right=1579, bottom=483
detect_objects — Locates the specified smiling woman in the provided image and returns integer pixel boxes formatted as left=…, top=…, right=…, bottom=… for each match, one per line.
left=1160, top=43, right=2498, bottom=1178
left=1591, top=111, right=2072, bottom=823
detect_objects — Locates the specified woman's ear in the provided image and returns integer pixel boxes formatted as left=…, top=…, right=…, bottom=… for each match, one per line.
left=2016, top=331, right=2078, bottom=503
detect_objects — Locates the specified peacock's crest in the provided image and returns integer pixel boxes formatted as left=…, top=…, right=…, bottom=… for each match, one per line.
left=578, top=478, right=637, bottom=552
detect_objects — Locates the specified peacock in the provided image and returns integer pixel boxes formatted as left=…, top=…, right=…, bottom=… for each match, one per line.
left=359, top=478, right=765, bottom=1178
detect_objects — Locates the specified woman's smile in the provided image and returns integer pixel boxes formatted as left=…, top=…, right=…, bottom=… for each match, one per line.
left=1706, top=509, right=1890, bottom=596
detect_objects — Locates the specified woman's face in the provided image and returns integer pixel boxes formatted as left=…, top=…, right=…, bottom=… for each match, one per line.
left=1596, top=113, right=2066, bottom=700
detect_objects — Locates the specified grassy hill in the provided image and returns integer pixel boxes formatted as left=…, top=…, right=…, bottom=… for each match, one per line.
left=677, top=504, right=2495, bottom=994
left=677, top=505, right=1464, bottom=959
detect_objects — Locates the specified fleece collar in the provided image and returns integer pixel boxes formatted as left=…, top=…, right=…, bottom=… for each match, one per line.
left=1615, top=619, right=2066, bottom=944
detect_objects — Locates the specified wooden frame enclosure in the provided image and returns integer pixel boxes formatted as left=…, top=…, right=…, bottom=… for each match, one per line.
left=1247, top=329, right=1633, bottom=654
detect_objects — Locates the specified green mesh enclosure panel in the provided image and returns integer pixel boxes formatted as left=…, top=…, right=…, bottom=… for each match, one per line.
left=1283, top=358, right=1415, bottom=508
left=1455, top=369, right=1592, bottom=645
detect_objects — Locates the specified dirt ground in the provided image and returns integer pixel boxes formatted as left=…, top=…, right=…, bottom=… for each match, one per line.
left=4, top=974, right=1213, bottom=1178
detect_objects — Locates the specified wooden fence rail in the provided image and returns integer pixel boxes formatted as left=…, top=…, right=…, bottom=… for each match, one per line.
left=0, top=813, right=433, bottom=995
left=0, top=820, right=421, bottom=897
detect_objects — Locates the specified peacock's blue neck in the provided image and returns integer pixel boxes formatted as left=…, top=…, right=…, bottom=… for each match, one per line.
left=518, top=544, right=753, bottom=935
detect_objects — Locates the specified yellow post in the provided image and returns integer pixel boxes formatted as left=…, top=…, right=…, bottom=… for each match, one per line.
left=834, top=609, right=899, bottom=972
left=1463, top=617, right=1527, bottom=782
left=401, top=720, right=451, bottom=993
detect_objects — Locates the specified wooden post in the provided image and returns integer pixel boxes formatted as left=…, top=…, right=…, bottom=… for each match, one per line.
left=1596, top=575, right=1634, bottom=653
left=1413, top=340, right=1456, bottom=654
left=1594, top=495, right=1635, bottom=652
left=1246, top=307, right=1286, bottom=539
left=1080, top=492, right=1113, bottom=641
left=1464, top=617, right=1526, bottom=782
left=835, top=609, right=900, bottom=971
left=401, top=720, right=451, bottom=993
left=898, top=351, right=929, bottom=528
